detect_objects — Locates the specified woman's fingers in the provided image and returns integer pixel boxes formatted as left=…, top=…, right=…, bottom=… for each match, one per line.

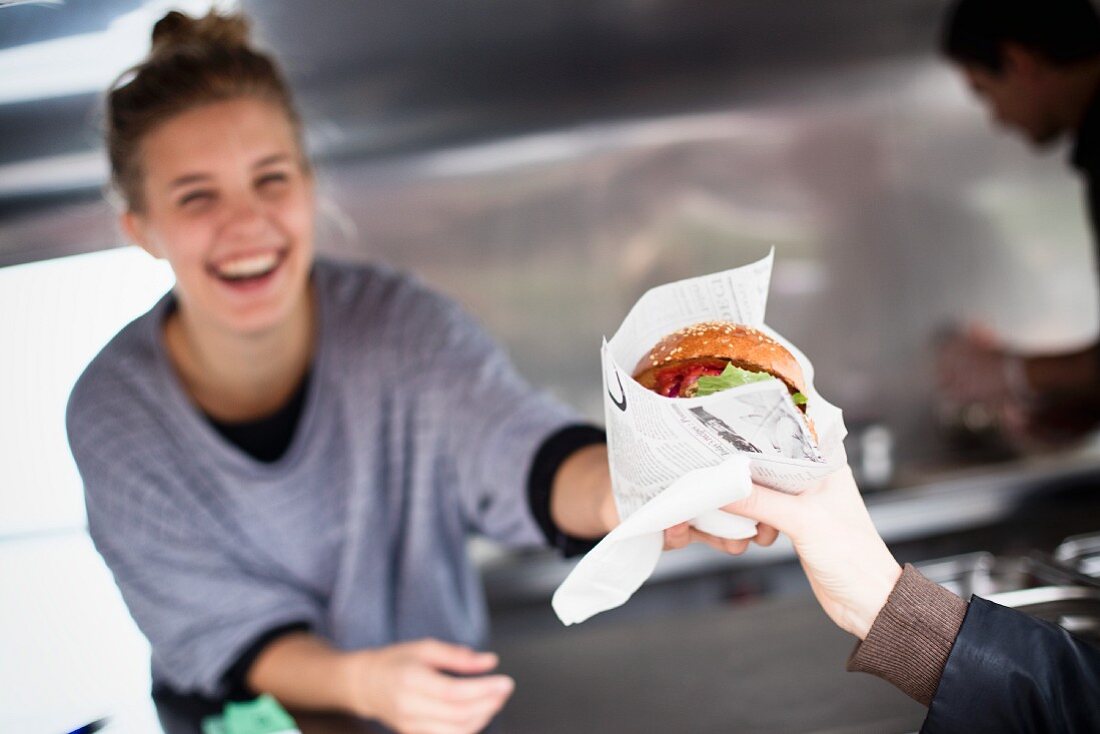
left=754, top=523, right=779, bottom=547
left=663, top=522, right=692, bottom=550
left=413, top=670, right=514, bottom=732
left=423, top=672, right=515, bottom=703
left=665, top=522, right=780, bottom=554
left=413, top=639, right=498, bottom=675
left=688, top=528, right=750, bottom=555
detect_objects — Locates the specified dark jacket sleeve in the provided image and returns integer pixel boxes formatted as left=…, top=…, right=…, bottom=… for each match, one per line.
left=921, top=596, right=1100, bottom=733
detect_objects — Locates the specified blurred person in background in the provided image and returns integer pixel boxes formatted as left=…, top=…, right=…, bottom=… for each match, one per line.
left=938, top=0, right=1100, bottom=448
left=65, top=9, right=743, bottom=733
left=727, top=470, right=1100, bottom=732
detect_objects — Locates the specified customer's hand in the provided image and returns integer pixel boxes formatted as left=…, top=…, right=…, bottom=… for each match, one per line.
left=723, top=467, right=901, bottom=640
left=340, top=639, right=514, bottom=734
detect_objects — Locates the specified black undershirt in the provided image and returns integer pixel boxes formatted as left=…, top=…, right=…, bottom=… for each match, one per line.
left=206, top=372, right=312, bottom=464
left=205, top=381, right=606, bottom=699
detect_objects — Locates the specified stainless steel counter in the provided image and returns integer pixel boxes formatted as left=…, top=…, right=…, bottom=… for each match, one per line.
left=494, top=594, right=926, bottom=734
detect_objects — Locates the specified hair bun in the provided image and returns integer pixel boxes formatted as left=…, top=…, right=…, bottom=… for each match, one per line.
left=150, top=10, right=250, bottom=54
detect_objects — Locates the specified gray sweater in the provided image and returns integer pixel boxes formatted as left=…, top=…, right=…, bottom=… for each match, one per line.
left=66, top=258, right=579, bottom=697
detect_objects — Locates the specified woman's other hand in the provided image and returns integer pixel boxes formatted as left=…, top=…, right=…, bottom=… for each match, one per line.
left=340, top=639, right=514, bottom=734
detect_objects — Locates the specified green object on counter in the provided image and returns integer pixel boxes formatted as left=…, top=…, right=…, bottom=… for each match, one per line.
left=201, top=695, right=300, bottom=734
left=202, top=719, right=228, bottom=734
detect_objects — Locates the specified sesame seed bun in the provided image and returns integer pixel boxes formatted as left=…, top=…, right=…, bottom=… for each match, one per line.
left=632, top=321, right=807, bottom=395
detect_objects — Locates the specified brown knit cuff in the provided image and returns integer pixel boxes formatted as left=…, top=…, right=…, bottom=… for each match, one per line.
left=846, top=563, right=967, bottom=706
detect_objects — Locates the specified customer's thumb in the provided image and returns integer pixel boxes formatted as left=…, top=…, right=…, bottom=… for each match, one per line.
left=723, top=484, right=802, bottom=537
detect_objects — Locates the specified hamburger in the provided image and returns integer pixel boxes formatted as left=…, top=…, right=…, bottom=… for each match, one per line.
left=632, top=321, right=809, bottom=411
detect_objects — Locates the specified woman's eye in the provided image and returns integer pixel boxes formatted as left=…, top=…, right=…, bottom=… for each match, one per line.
left=256, top=172, right=289, bottom=189
left=179, top=190, right=214, bottom=208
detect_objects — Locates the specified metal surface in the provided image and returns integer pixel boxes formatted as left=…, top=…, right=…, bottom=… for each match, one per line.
left=986, top=584, right=1100, bottom=608
left=986, top=585, right=1100, bottom=643
left=492, top=594, right=926, bottom=734
left=1023, top=550, right=1100, bottom=591
left=2, top=0, right=1098, bottom=482
left=1057, top=531, right=1100, bottom=578
left=914, top=550, right=1100, bottom=644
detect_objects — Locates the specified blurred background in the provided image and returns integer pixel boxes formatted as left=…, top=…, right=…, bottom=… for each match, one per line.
left=4, top=1, right=1100, bottom=732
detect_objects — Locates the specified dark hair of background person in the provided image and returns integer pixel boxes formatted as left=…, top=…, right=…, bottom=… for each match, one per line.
left=105, top=10, right=307, bottom=213
left=941, top=0, right=1100, bottom=73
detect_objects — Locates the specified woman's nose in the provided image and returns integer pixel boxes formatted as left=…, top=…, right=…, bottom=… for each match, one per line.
left=222, top=195, right=268, bottom=235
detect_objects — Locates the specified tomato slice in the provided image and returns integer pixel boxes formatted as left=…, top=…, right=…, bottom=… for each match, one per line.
left=653, top=360, right=729, bottom=397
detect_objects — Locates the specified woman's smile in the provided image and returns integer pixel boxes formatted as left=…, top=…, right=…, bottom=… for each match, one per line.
left=207, top=247, right=289, bottom=290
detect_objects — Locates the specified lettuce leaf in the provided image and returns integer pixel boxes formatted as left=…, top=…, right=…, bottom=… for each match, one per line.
left=692, top=363, right=774, bottom=397
left=692, top=363, right=809, bottom=409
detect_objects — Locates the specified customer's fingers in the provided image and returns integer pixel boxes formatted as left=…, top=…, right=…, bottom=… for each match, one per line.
left=723, top=484, right=802, bottom=537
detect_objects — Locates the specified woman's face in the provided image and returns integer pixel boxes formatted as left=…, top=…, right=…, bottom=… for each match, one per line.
left=123, top=97, right=315, bottom=336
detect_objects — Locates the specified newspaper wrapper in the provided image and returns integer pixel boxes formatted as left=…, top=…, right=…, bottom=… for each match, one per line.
left=553, top=251, right=848, bottom=625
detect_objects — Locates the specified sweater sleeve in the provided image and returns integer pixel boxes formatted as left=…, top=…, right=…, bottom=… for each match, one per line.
left=846, top=563, right=967, bottom=705
left=419, top=295, right=589, bottom=549
left=526, top=424, right=608, bottom=557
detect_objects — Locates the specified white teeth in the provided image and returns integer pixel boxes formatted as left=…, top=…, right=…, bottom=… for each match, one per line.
left=214, top=252, right=280, bottom=279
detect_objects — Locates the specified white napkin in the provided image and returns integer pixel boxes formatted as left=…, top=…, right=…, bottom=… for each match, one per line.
left=552, top=455, right=754, bottom=625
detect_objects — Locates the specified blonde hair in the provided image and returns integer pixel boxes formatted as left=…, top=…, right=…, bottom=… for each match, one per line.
left=106, top=10, right=306, bottom=211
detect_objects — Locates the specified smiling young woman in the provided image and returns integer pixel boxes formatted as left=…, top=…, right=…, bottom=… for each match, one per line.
left=66, top=9, right=621, bottom=731
left=62, top=9, right=748, bottom=733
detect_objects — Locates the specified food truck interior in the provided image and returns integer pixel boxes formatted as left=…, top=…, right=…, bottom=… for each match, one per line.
left=3, top=1, right=1100, bottom=732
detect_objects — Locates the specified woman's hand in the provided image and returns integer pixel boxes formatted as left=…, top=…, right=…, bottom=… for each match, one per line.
left=661, top=521, right=780, bottom=554
left=340, top=639, right=514, bottom=734
left=723, top=467, right=902, bottom=640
